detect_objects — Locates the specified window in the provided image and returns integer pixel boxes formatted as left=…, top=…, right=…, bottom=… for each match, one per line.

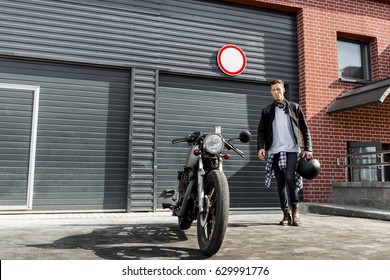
left=348, top=141, right=390, bottom=182
left=337, top=39, right=371, bottom=83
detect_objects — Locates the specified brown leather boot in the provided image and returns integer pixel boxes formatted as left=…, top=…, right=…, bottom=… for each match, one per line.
left=292, top=206, right=301, bottom=226
left=279, top=208, right=292, bottom=225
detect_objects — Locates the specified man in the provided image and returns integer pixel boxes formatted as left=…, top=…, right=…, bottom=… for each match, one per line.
left=257, top=79, right=313, bottom=226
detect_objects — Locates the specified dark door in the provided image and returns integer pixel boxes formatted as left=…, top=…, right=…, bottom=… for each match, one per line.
left=156, top=74, right=279, bottom=209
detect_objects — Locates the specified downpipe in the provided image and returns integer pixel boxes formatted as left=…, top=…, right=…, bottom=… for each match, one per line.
left=176, top=179, right=194, bottom=217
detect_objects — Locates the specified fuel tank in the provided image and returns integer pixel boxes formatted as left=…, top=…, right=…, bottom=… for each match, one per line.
left=185, top=146, right=199, bottom=168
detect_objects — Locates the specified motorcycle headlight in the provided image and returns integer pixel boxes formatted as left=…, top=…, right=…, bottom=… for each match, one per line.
left=204, top=133, right=224, bottom=154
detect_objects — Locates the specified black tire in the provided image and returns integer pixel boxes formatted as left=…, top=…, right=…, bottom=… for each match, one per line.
left=178, top=216, right=193, bottom=230
left=197, top=169, right=229, bottom=256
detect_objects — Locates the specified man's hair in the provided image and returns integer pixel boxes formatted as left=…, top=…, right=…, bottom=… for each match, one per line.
left=270, top=79, right=284, bottom=88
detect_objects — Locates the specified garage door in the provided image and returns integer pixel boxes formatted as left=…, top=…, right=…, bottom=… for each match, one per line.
left=0, top=58, right=130, bottom=212
left=157, top=74, right=279, bottom=209
left=0, top=83, right=39, bottom=210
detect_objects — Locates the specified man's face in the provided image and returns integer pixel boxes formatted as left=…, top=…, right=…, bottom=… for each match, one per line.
left=270, top=83, right=285, bottom=103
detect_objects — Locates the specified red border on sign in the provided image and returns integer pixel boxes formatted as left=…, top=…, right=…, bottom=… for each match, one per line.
left=217, top=45, right=247, bottom=76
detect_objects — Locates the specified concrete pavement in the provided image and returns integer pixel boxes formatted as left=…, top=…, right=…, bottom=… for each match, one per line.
left=1, top=203, right=390, bottom=260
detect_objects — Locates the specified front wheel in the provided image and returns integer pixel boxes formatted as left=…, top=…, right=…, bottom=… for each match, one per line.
left=197, top=170, right=229, bottom=256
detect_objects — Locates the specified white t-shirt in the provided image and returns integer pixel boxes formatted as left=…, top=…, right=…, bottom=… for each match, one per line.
left=268, top=105, right=299, bottom=154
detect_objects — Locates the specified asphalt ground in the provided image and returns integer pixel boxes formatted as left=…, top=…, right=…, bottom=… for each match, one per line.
left=1, top=203, right=390, bottom=260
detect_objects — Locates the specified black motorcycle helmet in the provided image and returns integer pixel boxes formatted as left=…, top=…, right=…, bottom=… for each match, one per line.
left=297, top=158, right=321, bottom=180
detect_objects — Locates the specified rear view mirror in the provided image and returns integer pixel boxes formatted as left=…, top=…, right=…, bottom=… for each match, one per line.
left=239, top=130, right=251, bottom=143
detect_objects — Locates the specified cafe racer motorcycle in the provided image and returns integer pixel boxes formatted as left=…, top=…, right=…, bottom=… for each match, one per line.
left=162, top=126, right=251, bottom=256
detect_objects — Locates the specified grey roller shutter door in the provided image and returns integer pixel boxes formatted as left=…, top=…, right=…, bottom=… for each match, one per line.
left=0, top=85, right=37, bottom=209
left=0, top=58, right=130, bottom=211
left=157, top=74, right=279, bottom=209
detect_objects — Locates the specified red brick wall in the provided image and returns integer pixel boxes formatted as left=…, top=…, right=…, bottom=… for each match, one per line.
left=225, top=0, right=390, bottom=203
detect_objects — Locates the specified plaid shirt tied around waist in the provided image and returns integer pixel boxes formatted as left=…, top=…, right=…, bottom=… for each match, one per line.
left=265, top=151, right=302, bottom=190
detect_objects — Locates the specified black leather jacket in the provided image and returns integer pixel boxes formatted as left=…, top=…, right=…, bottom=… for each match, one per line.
left=257, top=100, right=312, bottom=152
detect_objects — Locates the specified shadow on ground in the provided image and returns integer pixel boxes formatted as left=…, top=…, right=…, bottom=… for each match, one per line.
left=27, top=224, right=209, bottom=260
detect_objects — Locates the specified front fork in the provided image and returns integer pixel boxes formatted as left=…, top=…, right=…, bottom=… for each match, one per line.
left=197, top=155, right=223, bottom=213
left=197, top=156, right=206, bottom=213
left=198, top=125, right=223, bottom=214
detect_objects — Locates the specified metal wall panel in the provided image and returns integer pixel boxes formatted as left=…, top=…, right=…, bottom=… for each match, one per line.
left=128, top=68, right=157, bottom=212
left=158, top=0, right=299, bottom=83
left=0, top=0, right=298, bottom=84
left=0, top=58, right=130, bottom=211
left=0, top=0, right=160, bottom=68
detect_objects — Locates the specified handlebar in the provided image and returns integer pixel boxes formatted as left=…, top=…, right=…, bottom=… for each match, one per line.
left=172, top=131, right=245, bottom=158
left=171, top=137, right=188, bottom=144
left=172, top=132, right=201, bottom=145
left=225, top=141, right=245, bottom=158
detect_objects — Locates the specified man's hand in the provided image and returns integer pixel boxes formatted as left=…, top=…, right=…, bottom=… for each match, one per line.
left=258, top=149, right=266, bottom=161
left=302, top=151, right=313, bottom=160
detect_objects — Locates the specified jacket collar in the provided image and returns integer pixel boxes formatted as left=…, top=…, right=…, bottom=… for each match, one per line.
left=273, top=100, right=289, bottom=113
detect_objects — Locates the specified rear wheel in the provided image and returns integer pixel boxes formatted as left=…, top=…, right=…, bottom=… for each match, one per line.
left=197, top=170, right=229, bottom=256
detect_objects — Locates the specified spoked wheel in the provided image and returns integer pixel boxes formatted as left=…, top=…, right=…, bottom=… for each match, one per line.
left=197, top=170, right=229, bottom=256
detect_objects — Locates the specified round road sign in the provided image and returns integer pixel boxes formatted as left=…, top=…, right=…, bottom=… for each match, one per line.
left=217, top=45, right=247, bottom=76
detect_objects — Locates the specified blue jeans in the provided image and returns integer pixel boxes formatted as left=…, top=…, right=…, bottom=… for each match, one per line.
left=272, top=152, right=299, bottom=209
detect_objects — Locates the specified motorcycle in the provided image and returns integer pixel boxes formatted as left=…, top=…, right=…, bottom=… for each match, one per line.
left=162, top=126, right=251, bottom=256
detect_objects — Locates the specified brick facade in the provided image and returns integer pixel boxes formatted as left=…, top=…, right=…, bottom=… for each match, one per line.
left=225, top=0, right=390, bottom=203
